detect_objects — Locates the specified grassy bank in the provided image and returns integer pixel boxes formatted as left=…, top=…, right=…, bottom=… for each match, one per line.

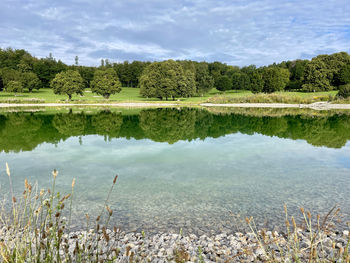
left=0, top=88, right=346, bottom=105
left=206, top=91, right=339, bottom=104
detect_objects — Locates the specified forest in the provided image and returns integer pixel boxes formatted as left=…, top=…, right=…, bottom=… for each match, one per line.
left=1, top=48, right=350, bottom=100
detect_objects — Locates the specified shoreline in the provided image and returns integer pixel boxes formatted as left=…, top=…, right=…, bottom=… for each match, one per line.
left=0, top=102, right=179, bottom=108
left=0, top=101, right=350, bottom=110
left=2, top=226, right=348, bottom=262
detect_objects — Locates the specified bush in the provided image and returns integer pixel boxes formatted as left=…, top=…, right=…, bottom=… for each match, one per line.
left=215, top=75, right=232, bottom=91
left=6, top=80, right=23, bottom=95
left=337, top=84, right=350, bottom=99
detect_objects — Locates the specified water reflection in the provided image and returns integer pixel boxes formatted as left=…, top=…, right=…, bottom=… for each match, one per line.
left=1, top=107, right=350, bottom=152
left=0, top=107, right=350, bottom=234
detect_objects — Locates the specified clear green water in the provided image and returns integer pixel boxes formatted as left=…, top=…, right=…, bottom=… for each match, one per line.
left=0, top=107, right=350, bottom=234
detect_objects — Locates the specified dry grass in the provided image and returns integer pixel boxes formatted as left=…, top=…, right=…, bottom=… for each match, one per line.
left=0, top=98, right=45, bottom=104
left=245, top=204, right=350, bottom=262
left=0, top=164, right=121, bottom=262
left=207, top=93, right=335, bottom=104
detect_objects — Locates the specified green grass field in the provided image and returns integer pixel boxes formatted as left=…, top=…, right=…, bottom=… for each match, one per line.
left=0, top=87, right=226, bottom=104
left=0, top=87, right=341, bottom=104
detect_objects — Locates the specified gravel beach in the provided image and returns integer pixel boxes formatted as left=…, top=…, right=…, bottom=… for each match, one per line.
left=1, top=226, right=349, bottom=262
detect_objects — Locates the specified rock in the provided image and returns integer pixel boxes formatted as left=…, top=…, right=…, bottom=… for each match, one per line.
left=323, top=237, right=332, bottom=247
left=255, top=247, right=264, bottom=256
left=336, top=243, right=343, bottom=249
left=166, top=247, right=173, bottom=256
left=2, top=224, right=348, bottom=262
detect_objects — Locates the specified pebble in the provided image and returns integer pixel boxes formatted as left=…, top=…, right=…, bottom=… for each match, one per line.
left=1, top=225, right=349, bottom=262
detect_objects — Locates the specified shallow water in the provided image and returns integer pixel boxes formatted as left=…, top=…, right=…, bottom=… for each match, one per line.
left=0, top=107, right=350, bottom=234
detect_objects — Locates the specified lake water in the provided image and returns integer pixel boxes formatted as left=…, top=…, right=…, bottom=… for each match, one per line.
left=0, top=107, right=350, bottom=235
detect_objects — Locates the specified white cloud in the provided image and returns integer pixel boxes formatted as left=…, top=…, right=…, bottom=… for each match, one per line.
left=0, top=0, right=349, bottom=66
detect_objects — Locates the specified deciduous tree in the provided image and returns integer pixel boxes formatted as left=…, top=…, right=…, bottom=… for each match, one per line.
left=194, top=62, right=214, bottom=95
left=250, top=71, right=264, bottom=93
left=6, top=80, right=23, bottom=95
left=21, top=72, right=41, bottom=92
left=90, top=68, right=122, bottom=99
left=50, top=70, right=84, bottom=100
left=231, top=72, right=250, bottom=90
left=262, top=67, right=290, bottom=93
left=139, top=60, right=196, bottom=100
left=215, top=75, right=232, bottom=91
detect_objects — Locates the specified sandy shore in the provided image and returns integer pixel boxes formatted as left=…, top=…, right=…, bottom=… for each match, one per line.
left=0, top=101, right=350, bottom=110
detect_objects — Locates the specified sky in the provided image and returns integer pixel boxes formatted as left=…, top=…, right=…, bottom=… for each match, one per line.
left=1, top=0, right=350, bottom=67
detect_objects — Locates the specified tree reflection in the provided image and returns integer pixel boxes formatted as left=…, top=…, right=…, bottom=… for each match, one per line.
left=0, top=108, right=350, bottom=152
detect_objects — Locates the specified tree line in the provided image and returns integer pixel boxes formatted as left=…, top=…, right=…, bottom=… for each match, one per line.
left=1, top=48, right=350, bottom=100
left=1, top=108, right=350, bottom=152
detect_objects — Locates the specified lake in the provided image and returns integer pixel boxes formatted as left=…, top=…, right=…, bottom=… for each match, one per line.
left=0, top=107, right=350, bottom=235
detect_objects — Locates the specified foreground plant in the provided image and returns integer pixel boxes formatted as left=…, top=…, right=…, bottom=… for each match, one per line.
left=1, top=163, right=350, bottom=263
left=0, top=163, right=121, bottom=263
left=245, top=205, right=350, bottom=262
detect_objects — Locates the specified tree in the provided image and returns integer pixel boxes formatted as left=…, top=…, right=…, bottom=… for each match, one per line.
left=129, top=61, right=150, bottom=87
left=0, top=74, right=3, bottom=91
left=90, top=68, right=122, bottom=99
left=139, top=108, right=196, bottom=143
left=208, top=61, right=230, bottom=88
left=179, top=69, right=196, bottom=98
left=0, top=68, right=22, bottom=87
left=250, top=71, right=264, bottom=93
left=231, top=72, right=250, bottom=90
left=286, top=60, right=308, bottom=90
left=215, top=75, right=232, bottom=91
left=119, top=61, right=132, bottom=87
left=194, top=62, right=214, bottom=95
left=75, top=56, right=79, bottom=66
left=302, top=52, right=350, bottom=91
left=335, top=65, right=350, bottom=85
left=139, top=60, right=196, bottom=100
left=77, top=66, right=95, bottom=89
left=6, top=80, right=23, bottom=95
left=302, top=58, right=331, bottom=91
left=33, top=57, right=67, bottom=88
left=0, top=113, right=43, bottom=152
left=91, top=110, right=123, bottom=139
left=0, top=48, right=34, bottom=70
left=337, top=84, right=350, bottom=99
left=262, top=67, right=290, bottom=93
left=21, top=72, right=41, bottom=92
left=50, top=70, right=84, bottom=100
left=53, top=112, right=87, bottom=136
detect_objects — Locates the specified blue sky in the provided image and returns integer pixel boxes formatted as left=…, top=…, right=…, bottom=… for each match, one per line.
left=1, top=0, right=350, bottom=66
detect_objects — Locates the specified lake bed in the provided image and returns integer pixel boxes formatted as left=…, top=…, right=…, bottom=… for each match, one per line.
left=0, top=107, right=349, bottom=235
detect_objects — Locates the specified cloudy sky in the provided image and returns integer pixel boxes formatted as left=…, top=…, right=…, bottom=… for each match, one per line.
left=1, top=0, right=350, bottom=66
